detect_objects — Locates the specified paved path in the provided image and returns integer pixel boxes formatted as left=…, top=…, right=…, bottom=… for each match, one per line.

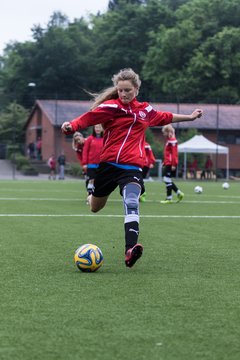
left=0, top=159, right=50, bottom=180
left=0, top=159, right=76, bottom=180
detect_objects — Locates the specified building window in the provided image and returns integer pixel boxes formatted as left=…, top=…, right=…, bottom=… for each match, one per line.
left=218, top=134, right=239, bottom=145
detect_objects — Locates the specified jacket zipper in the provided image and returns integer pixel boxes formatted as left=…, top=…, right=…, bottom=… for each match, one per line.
left=116, top=108, right=137, bottom=163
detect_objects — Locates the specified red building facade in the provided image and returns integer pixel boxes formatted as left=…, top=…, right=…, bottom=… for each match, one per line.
left=24, top=100, right=240, bottom=175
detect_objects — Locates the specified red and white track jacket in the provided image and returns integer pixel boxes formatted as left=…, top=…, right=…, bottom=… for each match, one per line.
left=144, top=142, right=156, bottom=167
left=68, top=98, right=173, bottom=168
left=82, top=135, right=104, bottom=166
left=163, top=136, right=178, bottom=167
left=74, top=142, right=85, bottom=166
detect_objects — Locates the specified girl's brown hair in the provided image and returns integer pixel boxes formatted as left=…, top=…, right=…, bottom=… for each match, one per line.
left=90, top=68, right=141, bottom=110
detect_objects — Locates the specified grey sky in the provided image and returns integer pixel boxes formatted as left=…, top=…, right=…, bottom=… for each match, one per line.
left=0, top=0, right=109, bottom=55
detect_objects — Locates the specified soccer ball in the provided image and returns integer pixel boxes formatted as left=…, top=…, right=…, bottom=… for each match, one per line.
left=222, top=182, right=230, bottom=190
left=194, top=185, right=203, bottom=194
left=74, top=244, right=103, bottom=272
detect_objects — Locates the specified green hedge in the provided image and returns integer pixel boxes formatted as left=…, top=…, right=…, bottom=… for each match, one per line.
left=9, top=152, right=39, bottom=176
left=14, top=155, right=30, bottom=170
left=20, top=165, right=39, bottom=176
left=67, top=163, right=83, bottom=177
left=7, top=145, right=20, bottom=160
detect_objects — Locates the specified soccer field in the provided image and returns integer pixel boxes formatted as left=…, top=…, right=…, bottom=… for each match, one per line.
left=1, top=179, right=240, bottom=360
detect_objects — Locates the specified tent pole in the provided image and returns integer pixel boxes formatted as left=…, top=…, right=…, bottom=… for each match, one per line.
left=184, top=152, right=187, bottom=180
left=226, top=153, right=229, bottom=180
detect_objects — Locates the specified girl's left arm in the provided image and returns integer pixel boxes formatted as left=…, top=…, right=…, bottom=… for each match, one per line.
left=172, top=109, right=203, bottom=123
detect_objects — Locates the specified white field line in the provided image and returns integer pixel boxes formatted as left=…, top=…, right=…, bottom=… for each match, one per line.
left=0, top=197, right=240, bottom=204
left=1, top=191, right=240, bottom=198
left=0, top=197, right=82, bottom=201
left=0, top=186, right=240, bottom=197
left=0, top=188, right=80, bottom=193
left=0, top=214, right=239, bottom=218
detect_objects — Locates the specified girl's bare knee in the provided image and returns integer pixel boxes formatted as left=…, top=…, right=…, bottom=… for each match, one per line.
left=90, top=205, right=100, bottom=213
left=89, top=196, right=107, bottom=213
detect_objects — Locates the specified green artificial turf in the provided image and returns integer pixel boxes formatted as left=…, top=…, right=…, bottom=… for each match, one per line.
left=0, top=179, right=240, bottom=360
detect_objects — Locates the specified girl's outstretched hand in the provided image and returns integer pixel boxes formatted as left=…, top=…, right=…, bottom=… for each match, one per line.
left=191, top=109, right=203, bottom=120
left=61, top=122, right=73, bottom=133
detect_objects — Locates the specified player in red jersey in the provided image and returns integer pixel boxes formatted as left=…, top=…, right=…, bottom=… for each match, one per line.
left=47, top=154, right=56, bottom=180
left=82, top=124, right=104, bottom=198
left=62, top=68, right=203, bottom=267
left=72, top=131, right=86, bottom=167
left=139, top=141, right=156, bottom=202
left=72, top=131, right=89, bottom=189
left=161, top=124, right=184, bottom=204
left=142, top=142, right=156, bottom=179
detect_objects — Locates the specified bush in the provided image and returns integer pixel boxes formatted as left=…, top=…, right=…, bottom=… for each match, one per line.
left=6, top=145, right=20, bottom=159
left=9, top=152, right=39, bottom=175
left=67, top=163, right=83, bottom=177
left=14, top=155, right=30, bottom=170
left=20, top=165, right=39, bottom=176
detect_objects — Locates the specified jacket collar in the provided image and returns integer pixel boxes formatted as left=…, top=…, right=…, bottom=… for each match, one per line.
left=118, top=97, right=138, bottom=108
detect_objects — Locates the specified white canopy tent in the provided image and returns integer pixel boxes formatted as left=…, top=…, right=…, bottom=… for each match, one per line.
left=178, top=135, right=229, bottom=179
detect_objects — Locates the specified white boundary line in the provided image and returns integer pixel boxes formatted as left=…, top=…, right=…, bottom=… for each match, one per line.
left=0, top=197, right=81, bottom=201
left=0, top=197, right=240, bottom=204
left=0, top=214, right=239, bottom=218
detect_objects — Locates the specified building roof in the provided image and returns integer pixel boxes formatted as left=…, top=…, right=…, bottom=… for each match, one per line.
left=26, top=100, right=240, bottom=130
left=152, top=103, right=240, bottom=130
left=37, top=100, right=91, bottom=126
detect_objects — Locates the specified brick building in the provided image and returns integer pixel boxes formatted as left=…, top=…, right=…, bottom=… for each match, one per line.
left=24, top=100, right=90, bottom=164
left=24, top=100, right=240, bottom=175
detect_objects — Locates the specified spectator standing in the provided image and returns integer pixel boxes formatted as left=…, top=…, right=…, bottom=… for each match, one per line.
left=47, top=155, right=56, bottom=180
left=58, top=152, right=66, bottom=180
left=204, top=155, right=213, bottom=179
left=36, top=137, right=42, bottom=160
left=27, top=142, right=35, bottom=159
left=189, top=157, right=198, bottom=179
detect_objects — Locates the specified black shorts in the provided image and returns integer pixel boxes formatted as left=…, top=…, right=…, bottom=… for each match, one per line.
left=93, top=163, right=145, bottom=197
left=142, top=166, right=150, bottom=179
left=86, top=168, right=97, bottom=181
left=162, top=165, right=176, bottom=178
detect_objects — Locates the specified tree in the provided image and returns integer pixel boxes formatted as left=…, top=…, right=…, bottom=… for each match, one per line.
left=179, top=27, right=240, bottom=102
left=145, top=128, right=163, bottom=160
left=0, top=41, right=37, bottom=107
left=0, top=102, right=29, bottom=145
left=108, top=0, right=147, bottom=10
left=0, top=0, right=239, bottom=108
left=90, top=0, right=172, bottom=97
left=142, top=0, right=240, bottom=102
left=27, top=13, right=95, bottom=101
left=0, top=12, right=95, bottom=108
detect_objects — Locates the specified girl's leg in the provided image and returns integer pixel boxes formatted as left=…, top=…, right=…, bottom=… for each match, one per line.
left=164, top=175, right=173, bottom=199
left=122, top=182, right=141, bottom=251
left=172, top=181, right=179, bottom=193
left=89, top=195, right=109, bottom=213
left=122, top=182, right=143, bottom=267
left=87, top=179, right=95, bottom=195
left=171, top=170, right=184, bottom=202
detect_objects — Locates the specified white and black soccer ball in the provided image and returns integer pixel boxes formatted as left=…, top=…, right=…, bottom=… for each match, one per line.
left=194, top=185, right=203, bottom=194
left=222, top=182, right=230, bottom=190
